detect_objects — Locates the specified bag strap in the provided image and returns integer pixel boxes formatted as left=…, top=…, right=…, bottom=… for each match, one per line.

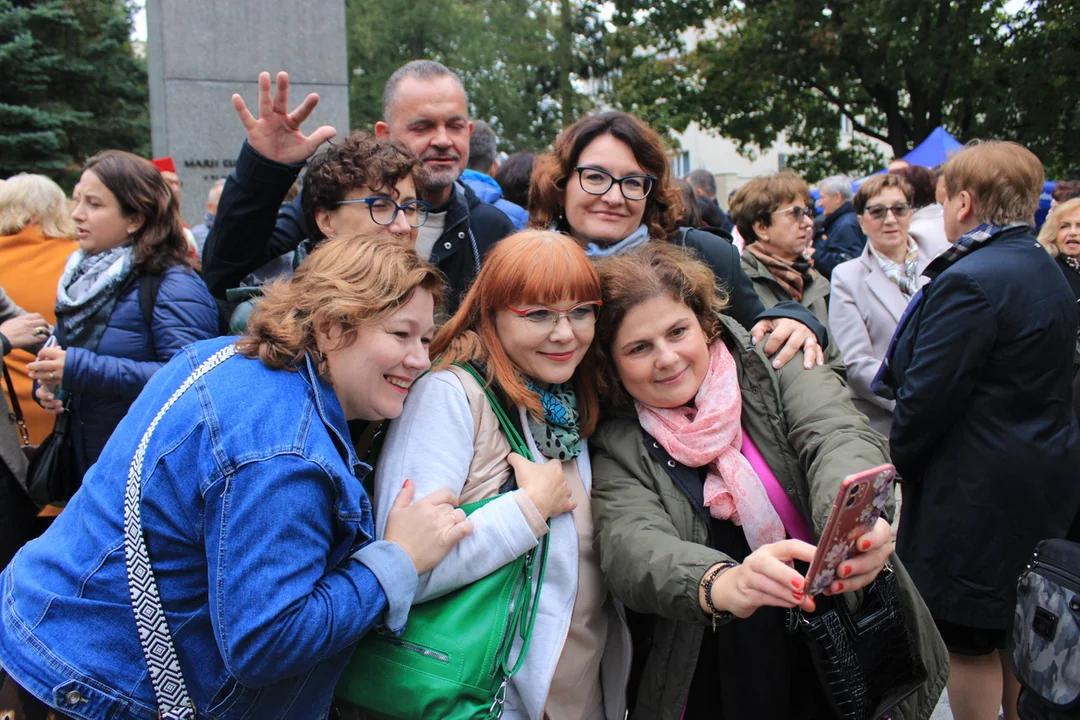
left=124, top=344, right=236, bottom=720
left=2, top=361, right=30, bottom=447
left=452, top=362, right=550, bottom=695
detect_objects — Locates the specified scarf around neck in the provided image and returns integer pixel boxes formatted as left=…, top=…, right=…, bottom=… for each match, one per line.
left=745, top=242, right=813, bottom=302
left=525, top=379, right=584, bottom=461
left=635, top=340, right=786, bottom=550
left=870, top=238, right=920, bottom=298
left=55, top=244, right=136, bottom=350
left=580, top=223, right=650, bottom=257
left=1063, top=256, right=1080, bottom=277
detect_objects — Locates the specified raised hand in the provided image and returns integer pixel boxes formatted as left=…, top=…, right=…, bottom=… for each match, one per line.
left=707, top=539, right=819, bottom=618
left=231, top=71, right=337, bottom=165
left=823, top=516, right=893, bottom=595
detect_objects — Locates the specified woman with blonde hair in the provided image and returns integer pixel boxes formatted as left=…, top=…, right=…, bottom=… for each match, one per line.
left=375, top=230, right=631, bottom=719
left=0, top=234, right=473, bottom=718
left=0, top=173, right=77, bottom=443
left=1037, top=197, right=1080, bottom=301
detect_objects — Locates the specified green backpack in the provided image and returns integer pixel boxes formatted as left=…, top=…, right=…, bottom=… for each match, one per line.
left=336, top=362, right=549, bottom=719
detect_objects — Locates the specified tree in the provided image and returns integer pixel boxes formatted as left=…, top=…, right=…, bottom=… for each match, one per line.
left=345, top=0, right=605, bottom=154
left=603, top=0, right=1077, bottom=181
left=0, top=0, right=148, bottom=183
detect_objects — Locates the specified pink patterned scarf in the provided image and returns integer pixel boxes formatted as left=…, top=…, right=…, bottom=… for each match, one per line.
left=635, top=341, right=786, bottom=550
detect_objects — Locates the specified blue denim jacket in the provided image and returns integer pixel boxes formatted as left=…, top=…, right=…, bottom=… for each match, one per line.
left=0, top=337, right=418, bottom=719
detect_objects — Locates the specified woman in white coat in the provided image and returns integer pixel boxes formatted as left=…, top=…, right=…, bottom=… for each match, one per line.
left=828, top=173, right=950, bottom=435
left=374, top=230, right=630, bottom=720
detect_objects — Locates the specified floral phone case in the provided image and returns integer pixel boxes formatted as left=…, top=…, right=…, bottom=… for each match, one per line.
left=804, top=464, right=895, bottom=596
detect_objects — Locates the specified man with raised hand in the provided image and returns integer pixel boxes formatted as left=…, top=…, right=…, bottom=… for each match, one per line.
left=202, top=65, right=515, bottom=310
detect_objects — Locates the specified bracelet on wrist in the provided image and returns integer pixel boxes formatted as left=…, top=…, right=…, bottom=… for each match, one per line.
left=702, top=561, right=738, bottom=631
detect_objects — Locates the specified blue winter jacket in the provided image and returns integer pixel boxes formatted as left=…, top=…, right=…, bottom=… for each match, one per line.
left=56, top=265, right=220, bottom=476
left=460, top=169, right=528, bottom=230
left=0, top=336, right=419, bottom=719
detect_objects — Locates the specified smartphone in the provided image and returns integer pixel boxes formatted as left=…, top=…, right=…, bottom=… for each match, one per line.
left=40, top=335, right=67, bottom=401
left=803, top=463, right=895, bottom=596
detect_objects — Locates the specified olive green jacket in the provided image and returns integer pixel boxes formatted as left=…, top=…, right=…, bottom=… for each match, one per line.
left=740, top=250, right=846, bottom=376
left=589, top=315, right=948, bottom=720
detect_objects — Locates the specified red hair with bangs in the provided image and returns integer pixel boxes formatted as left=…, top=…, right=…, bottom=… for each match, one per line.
left=431, top=230, right=603, bottom=437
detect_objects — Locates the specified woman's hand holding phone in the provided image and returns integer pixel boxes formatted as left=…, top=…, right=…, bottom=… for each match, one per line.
left=707, top=539, right=819, bottom=618
left=821, top=517, right=893, bottom=596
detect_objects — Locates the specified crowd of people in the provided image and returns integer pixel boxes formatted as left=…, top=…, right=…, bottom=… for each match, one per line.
left=0, top=59, right=1078, bottom=720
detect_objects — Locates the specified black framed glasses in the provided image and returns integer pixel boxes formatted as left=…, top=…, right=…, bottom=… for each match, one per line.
left=574, top=166, right=656, bottom=200
left=772, top=205, right=814, bottom=222
left=335, top=197, right=432, bottom=228
left=864, top=202, right=912, bottom=221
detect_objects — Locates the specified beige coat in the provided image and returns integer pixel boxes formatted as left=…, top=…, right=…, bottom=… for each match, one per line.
left=828, top=232, right=950, bottom=435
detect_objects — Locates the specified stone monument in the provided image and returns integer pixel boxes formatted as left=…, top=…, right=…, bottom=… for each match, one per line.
left=146, top=0, right=350, bottom=227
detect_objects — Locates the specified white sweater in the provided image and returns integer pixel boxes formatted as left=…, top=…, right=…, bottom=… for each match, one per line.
left=374, top=370, right=629, bottom=720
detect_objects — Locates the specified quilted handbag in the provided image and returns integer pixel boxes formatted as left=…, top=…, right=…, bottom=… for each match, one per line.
left=1009, top=539, right=1080, bottom=720
left=335, top=362, right=550, bottom=719
left=788, top=565, right=928, bottom=720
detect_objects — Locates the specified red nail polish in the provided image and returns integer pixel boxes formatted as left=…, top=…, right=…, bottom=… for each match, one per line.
left=842, top=565, right=852, bottom=577
left=793, top=592, right=804, bottom=601
left=791, top=578, right=803, bottom=590
left=835, top=582, right=844, bottom=592
left=402, top=479, right=409, bottom=488
left=861, top=540, right=871, bottom=551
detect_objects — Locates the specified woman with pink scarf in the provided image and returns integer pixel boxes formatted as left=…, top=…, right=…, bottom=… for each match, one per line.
left=588, top=242, right=948, bottom=720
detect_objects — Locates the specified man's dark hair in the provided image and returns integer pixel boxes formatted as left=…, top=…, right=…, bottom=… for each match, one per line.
left=468, top=121, right=498, bottom=173
left=301, top=131, right=422, bottom=242
left=686, top=169, right=717, bottom=197
left=891, top=165, right=937, bottom=209
left=494, top=152, right=534, bottom=208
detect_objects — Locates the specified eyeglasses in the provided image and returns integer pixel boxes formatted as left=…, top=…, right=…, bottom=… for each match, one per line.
left=574, top=167, right=656, bottom=201
left=335, top=197, right=432, bottom=228
left=506, top=301, right=603, bottom=333
left=864, top=203, right=912, bottom=221
left=772, top=205, right=814, bottom=223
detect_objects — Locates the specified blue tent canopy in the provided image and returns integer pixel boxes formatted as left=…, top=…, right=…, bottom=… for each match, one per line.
left=901, top=126, right=964, bottom=167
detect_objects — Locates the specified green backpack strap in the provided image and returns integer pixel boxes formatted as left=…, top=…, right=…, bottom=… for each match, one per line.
left=452, top=362, right=550, bottom=683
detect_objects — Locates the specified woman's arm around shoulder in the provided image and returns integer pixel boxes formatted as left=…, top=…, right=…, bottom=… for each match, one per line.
left=374, top=370, right=544, bottom=602
left=590, top=419, right=732, bottom=624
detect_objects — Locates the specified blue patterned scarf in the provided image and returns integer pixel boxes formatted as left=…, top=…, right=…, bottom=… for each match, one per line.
left=525, top=379, right=584, bottom=461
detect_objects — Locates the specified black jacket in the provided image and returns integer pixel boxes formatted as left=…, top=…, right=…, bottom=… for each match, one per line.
left=677, top=228, right=828, bottom=347
left=695, top=196, right=734, bottom=234
left=201, top=142, right=515, bottom=310
left=813, top=201, right=866, bottom=279
left=886, top=226, right=1080, bottom=629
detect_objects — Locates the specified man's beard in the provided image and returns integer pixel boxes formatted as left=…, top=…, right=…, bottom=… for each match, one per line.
left=419, top=152, right=462, bottom=196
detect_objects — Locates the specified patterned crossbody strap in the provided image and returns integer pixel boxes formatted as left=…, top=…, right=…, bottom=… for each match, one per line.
left=124, top=344, right=237, bottom=720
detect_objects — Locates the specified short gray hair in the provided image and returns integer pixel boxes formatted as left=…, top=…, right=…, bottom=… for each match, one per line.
left=820, top=175, right=853, bottom=200
left=468, top=121, right=498, bottom=172
left=686, top=169, right=717, bottom=196
left=383, top=60, right=468, bottom=124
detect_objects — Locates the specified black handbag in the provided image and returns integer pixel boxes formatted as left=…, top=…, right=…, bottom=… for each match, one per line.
left=787, top=566, right=928, bottom=720
left=24, top=405, right=80, bottom=507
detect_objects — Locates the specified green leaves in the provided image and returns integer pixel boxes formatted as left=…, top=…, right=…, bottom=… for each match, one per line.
left=0, top=0, right=149, bottom=183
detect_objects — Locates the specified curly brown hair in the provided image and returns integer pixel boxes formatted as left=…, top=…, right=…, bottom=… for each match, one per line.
left=529, top=112, right=684, bottom=241
left=236, top=233, right=444, bottom=372
left=593, top=241, right=728, bottom=405
left=302, top=131, right=423, bottom=242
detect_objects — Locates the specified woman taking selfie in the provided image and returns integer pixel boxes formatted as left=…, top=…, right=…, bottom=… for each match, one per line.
left=530, top=111, right=826, bottom=370
left=589, top=242, right=947, bottom=720
left=375, top=230, right=631, bottom=719
left=0, top=236, right=472, bottom=718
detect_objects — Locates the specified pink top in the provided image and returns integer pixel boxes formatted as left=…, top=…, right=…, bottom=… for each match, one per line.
left=740, top=431, right=814, bottom=543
